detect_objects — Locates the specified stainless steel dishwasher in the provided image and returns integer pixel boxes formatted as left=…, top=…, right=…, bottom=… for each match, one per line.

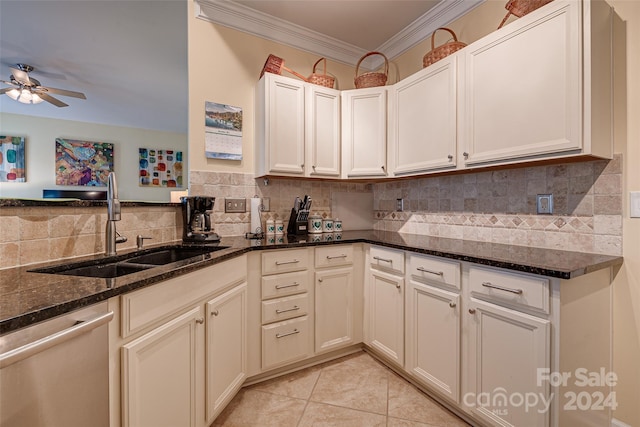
left=0, top=302, right=113, bottom=427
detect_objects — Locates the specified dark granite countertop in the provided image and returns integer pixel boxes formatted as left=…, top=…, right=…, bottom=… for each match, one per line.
left=0, top=198, right=179, bottom=207
left=0, top=230, right=623, bottom=335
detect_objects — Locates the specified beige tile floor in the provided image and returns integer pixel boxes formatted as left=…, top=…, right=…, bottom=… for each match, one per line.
left=213, top=350, right=471, bottom=427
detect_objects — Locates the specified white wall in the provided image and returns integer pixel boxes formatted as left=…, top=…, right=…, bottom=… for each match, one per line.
left=0, top=113, right=187, bottom=201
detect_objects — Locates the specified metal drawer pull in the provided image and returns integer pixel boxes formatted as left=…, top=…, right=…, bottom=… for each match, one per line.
left=417, top=267, right=444, bottom=276
left=275, top=282, right=300, bottom=290
left=275, top=259, right=299, bottom=266
left=469, top=309, right=476, bottom=314
left=373, top=256, right=392, bottom=263
left=395, top=283, right=401, bottom=289
left=276, top=305, right=300, bottom=314
left=196, top=318, right=204, bottom=324
left=449, top=302, right=456, bottom=308
left=326, top=254, right=347, bottom=260
left=211, top=310, right=219, bottom=316
left=276, top=329, right=300, bottom=338
left=481, top=281, right=523, bottom=295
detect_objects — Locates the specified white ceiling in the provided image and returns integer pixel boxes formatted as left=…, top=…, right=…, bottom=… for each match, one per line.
left=0, top=0, right=482, bottom=134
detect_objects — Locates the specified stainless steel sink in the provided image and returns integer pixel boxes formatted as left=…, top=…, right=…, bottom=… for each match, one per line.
left=29, top=245, right=229, bottom=278
left=125, top=247, right=226, bottom=265
left=50, top=262, right=153, bottom=278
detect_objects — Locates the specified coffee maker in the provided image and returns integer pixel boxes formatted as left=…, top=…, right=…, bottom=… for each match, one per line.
left=181, top=196, right=221, bottom=243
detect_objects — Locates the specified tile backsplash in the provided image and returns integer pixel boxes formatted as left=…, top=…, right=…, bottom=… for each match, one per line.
left=1, top=154, right=623, bottom=269
left=373, top=154, right=623, bottom=256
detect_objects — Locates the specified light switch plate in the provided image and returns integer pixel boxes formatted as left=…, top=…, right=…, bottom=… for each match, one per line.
left=631, top=191, right=640, bottom=218
left=537, top=194, right=553, bottom=214
left=396, top=198, right=404, bottom=212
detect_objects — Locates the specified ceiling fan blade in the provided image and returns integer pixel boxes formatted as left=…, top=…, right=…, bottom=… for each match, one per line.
left=44, top=86, right=86, bottom=99
left=1, top=79, right=19, bottom=87
left=9, top=66, right=30, bottom=84
left=0, top=87, right=14, bottom=95
left=38, top=92, right=68, bottom=107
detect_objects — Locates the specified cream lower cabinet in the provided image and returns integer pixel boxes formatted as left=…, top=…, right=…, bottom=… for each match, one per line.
left=109, top=255, right=247, bottom=427
left=314, top=245, right=355, bottom=353
left=461, top=0, right=612, bottom=167
left=122, top=306, right=203, bottom=427
left=205, top=283, right=247, bottom=424
left=365, top=246, right=405, bottom=367
left=465, top=298, right=550, bottom=427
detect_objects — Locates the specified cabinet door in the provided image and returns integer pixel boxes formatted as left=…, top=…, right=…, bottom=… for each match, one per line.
left=261, top=74, right=306, bottom=175
left=205, top=282, right=247, bottom=424
left=341, top=87, right=387, bottom=178
left=315, top=267, right=354, bottom=353
left=466, top=298, right=550, bottom=427
left=306, top=85, right=341, bottom=177
left=462, top=1, right=581, bottom=166
left=406, top=281, right=460, bottom=403
left=389, top=55, right=457, bottom=176
left=367, top=268, right=404, bottom=366
left=122, top=306, right=203, bottom=427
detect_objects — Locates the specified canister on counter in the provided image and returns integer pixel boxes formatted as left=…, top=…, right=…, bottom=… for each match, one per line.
left=334, top=218, right=342, bottom=232
left=322, top=218, right=334, bottom=233
left=308, top=214, right=323, bottom=234
left=266, top=219, right=275, bottom=234
left=275, top=219, right=284, bottom=235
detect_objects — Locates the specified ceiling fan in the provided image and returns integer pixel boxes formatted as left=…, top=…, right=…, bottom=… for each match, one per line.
left=0, top=63, right=86, bottom=107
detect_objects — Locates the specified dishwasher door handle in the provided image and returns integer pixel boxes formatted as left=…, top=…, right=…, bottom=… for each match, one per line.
left=0, top=311, right=114, bottom=368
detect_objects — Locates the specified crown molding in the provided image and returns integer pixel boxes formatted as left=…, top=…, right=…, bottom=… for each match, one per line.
left=195, top=0, right=485, bottom=70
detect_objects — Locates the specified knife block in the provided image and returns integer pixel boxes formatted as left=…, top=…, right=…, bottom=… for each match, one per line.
left=287, top=208, right=309, bottom=235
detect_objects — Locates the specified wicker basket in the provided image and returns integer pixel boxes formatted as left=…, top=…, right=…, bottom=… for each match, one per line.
left=354, top=52, right=388, bottom=89
left=308, top=58, right=335, bottom=88
left=423, top=28, right=467, bottom=68
left=498, top=0, right=554, bottom=29
left=259, top=54, right=308, bottom=82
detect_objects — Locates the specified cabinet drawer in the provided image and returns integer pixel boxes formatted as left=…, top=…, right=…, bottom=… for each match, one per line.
left=408, top=253, right=460, bottom=290
left=370, top=246, right=405, bottom=274
left=262, top=249, right=309, bottom=275
left=315, top=245, right=354, bottom=268
left=469, top=266, right=550, bottom=314
left=262, top=316, right=310, bottom=369
left=261, top=270, right=310, bottom=299
left=261, top=293, right=309, bottom=324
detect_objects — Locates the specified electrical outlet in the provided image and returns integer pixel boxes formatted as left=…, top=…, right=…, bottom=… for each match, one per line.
left=262, top=197, right=270, bottom=212
left=536, top=194, right=553, bottom=214
left=396, top=198, right=404, bottom=212
left=225, top=198, right=246, bottom=213
left=631, top=191, right=640, bottom=218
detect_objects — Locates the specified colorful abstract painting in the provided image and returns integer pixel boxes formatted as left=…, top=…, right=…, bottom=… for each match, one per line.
left=204, top=101, right=243, bottom=160
left=55, top=138, right=114, bottom=186
left=138, top=148, right=183, bottom=187
left=0, top=135, right=26, bottom=182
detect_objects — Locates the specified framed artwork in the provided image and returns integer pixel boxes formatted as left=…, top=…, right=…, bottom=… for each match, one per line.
left=139, top=148, right=183, bottom=187
left=55, top=138, right=113, bottom=186
left=0, top=135, right=26, bottom=182
left=204, top=101, right=242, bottom=160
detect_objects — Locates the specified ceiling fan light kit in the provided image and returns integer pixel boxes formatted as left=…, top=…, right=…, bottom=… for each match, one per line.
left=1, top=63, right=86, bottom=107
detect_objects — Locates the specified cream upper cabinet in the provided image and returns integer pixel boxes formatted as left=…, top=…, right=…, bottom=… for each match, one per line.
left=460, top=0, right=612, bottom=167
left=388, top=54, right=458, bottom=176
left=256, top=73, right=306, bottom=176
left=305, top=84, right=341, bottom=177
left=341, top=87, right=388, bottom=178
left=256, top=73, right=341, bottom=178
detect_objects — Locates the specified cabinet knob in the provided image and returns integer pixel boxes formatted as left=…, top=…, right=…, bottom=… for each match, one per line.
left=447, top=154, right=453, bottom=161
left=468, top=309, right=476, bottom=314
left=463, top=152, right=469, bottom=158
left=196, top=317, right=204, bottom=324
left=381, top=165, right=386, bottom=171
left=318, top=278, right=323, bottom=283
left=301, top=163, right=305, bottom=168
left=449, top=302, right=456, bottom=308
left=395, top=283, right=401, bottom=290
left=312, top=165, right=316, bottom=170
left=211, top=310, right=219, bottom=316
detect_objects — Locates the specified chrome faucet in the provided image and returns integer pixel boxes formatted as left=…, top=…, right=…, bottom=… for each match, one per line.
left=105, top=172, right=127, bottom=255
